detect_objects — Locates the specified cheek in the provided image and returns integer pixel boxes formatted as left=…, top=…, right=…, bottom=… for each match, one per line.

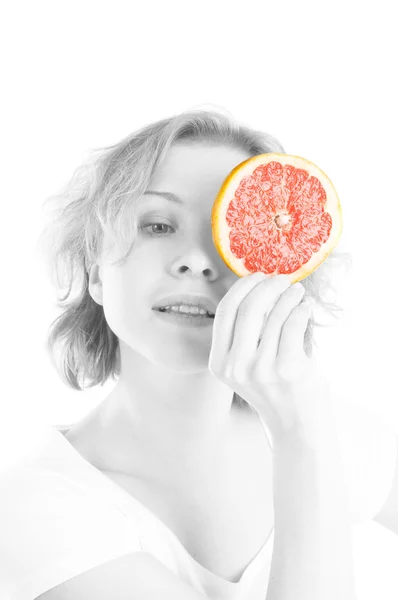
left=101, top=271, right=140, bottom=335
left=100, top=261, right=161, bottom=341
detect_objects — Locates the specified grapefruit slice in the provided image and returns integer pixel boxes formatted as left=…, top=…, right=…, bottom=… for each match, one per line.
left=211, top=153, right=342, bottom=283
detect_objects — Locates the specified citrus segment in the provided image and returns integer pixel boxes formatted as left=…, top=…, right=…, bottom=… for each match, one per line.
left=211, top=153, right=342, bottom=283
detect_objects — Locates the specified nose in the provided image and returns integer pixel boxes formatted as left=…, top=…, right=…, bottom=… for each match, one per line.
left=169, top=224, right=235, bottom=282
left=173, top=260, right=219, bottom=282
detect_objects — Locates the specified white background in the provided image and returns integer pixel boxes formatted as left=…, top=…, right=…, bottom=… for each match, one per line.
left=0, top=1, right=397, bottom=595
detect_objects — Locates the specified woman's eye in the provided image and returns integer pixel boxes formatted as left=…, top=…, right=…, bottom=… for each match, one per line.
left=140, top=222, right=174, bottom=236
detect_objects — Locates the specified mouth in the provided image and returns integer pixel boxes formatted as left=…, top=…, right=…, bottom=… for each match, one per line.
left=152, top=307, right=215, bottom=327
left=152, top=293, right=218, bottom=317
left=154, top=307, right=215, bottom=319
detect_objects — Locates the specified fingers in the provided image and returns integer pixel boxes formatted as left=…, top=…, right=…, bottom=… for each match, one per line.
left=228, top=277, right=294, bottom=377
left=209, top=271, right=291, bottom=376
left=277, top=299, right=313, bottom=366
left=257, top=283, right=306, bottom=366
left=208, top=272, right=266, bottom=374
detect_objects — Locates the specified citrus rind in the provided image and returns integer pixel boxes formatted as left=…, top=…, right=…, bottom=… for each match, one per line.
left=211, top=153, right=343, bottom=283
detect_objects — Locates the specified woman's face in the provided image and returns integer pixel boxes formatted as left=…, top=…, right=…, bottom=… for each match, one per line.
left=92, top=141, right=252, bottom=372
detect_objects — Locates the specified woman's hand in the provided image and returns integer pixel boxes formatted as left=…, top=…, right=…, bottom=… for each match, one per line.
left=208, top=271, right=332, bottom=448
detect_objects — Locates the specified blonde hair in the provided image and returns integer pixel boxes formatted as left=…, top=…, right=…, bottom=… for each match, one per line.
left=36, top=108, right=352, bottom=410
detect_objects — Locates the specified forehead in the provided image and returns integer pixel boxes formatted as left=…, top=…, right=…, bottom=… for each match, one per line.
left=148, top=142, right=252, bottom=191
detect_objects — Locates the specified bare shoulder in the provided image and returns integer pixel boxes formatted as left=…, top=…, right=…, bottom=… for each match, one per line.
left=35, top=551, right=207, bottom=600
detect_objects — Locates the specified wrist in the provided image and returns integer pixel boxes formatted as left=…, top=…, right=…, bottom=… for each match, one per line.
left=258, top=374, right=338, bottom=451
left=270, top=408, right=340, bottom=454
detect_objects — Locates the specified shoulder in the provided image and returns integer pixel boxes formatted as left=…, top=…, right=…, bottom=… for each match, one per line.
left=331, top=398, right=398, bottom=522
left=0, top=460, right=142, bottom=600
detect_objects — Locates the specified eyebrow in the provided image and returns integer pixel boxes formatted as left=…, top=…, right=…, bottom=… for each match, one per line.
left=143, top=190, right=184, bottom=205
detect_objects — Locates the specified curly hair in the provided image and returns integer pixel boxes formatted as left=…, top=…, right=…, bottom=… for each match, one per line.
left=36, top=107, right=353, bottom=410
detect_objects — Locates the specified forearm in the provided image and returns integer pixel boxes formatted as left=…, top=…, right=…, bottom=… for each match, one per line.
left=265, top=415, right=357, bottom=600
left=374, top=433, right=398, bottom=536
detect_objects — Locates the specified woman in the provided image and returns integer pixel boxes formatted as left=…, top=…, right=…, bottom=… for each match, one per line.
left=1, top=109, right=397, bottom=600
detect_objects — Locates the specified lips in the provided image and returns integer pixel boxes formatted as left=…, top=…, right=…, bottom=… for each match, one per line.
left=153, top=293, right=218, bottom=316
left=157, top=306, right=215, bottom=318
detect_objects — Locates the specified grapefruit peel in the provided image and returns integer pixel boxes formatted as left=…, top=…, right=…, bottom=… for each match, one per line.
left=211, top=153, right=342, bottom=283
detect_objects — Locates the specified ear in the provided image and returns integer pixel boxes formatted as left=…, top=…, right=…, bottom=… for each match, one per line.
left=88, top=263, right=103, bottom=306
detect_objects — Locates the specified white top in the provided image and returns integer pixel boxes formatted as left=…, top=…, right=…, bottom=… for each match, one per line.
left=0, top=400, right=397, bottom=600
